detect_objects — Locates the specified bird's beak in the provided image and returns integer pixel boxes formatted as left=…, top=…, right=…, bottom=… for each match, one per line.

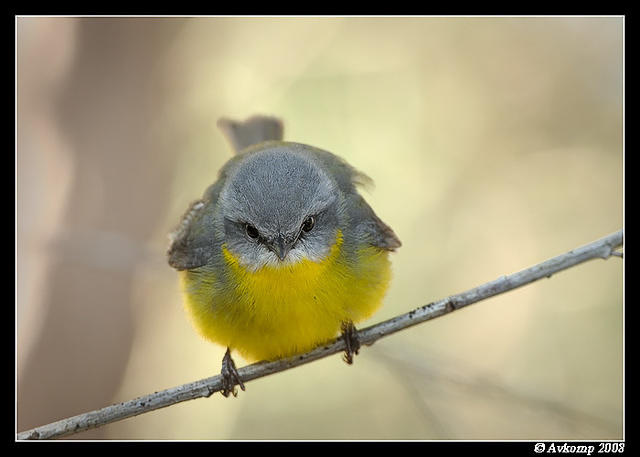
left=270, top=235, right=292, bottom=261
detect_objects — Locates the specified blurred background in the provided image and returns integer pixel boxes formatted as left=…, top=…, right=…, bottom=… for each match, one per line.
left=16, top=16, right=623, bottom=440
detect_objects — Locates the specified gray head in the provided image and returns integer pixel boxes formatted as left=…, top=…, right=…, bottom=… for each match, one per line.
left=218, top=143, right=342, bottom=271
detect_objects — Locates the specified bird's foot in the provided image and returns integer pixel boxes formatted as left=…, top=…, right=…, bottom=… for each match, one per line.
left=221, top=347, right=245, bottom=397
left=341, top=321, right=361, bottom=365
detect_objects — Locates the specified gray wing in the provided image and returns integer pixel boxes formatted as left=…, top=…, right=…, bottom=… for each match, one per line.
left=347, top=193, right=402, bottom=251
left=167, top=180, right=223, bottom=270
left=217, top=115, right=284, bottom=154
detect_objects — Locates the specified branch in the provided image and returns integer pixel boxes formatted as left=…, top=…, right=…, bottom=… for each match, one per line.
left=17, top=230, right=623, bottom=440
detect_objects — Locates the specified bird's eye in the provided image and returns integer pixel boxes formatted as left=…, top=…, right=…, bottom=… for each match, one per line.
left=301, top=216, right=315, bottom=233
left=245, top=223, right=259, bottom=239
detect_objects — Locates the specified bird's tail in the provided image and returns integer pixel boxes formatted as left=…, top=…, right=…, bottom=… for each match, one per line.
left=217, top=115, right=284, bottom=154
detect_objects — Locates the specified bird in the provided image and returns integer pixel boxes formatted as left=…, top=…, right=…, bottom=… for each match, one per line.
left=167, top=115, right=401, bottom=396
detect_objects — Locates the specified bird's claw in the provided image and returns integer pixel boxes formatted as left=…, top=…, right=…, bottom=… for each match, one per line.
left=221, top=348, right=245, bottom=397
left=341, top=321, right=361, bottom=365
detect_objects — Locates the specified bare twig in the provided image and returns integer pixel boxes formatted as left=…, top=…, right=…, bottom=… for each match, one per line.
left=17, top=230, right=623, bottom=440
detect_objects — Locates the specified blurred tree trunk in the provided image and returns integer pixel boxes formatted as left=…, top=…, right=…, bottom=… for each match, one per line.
left=17, top=18, right=187, bottom=438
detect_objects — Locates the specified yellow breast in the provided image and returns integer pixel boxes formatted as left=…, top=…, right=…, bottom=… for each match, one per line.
left=180, top=230, right=392, bottom=362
